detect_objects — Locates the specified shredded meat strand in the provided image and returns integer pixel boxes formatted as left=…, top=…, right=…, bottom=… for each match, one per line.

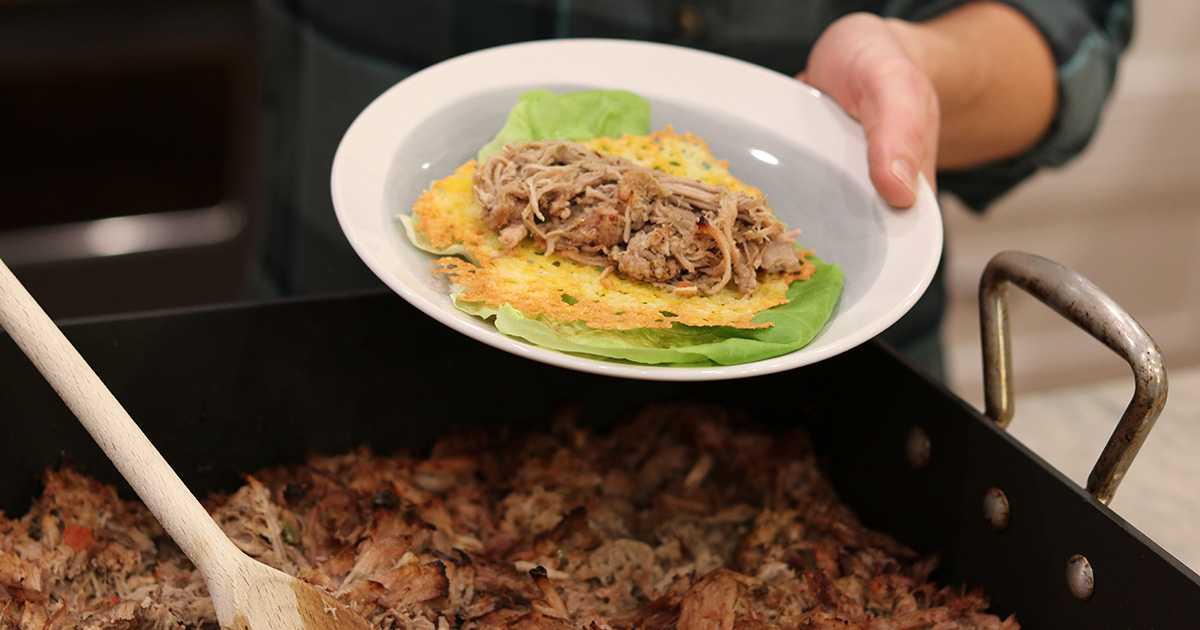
left=472, top=141, right=803, bottom=295
left=0, top=405, right=1019, bottom=630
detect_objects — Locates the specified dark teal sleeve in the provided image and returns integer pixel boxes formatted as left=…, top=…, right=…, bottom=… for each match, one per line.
left=884, top=0, right=1134, bottom=210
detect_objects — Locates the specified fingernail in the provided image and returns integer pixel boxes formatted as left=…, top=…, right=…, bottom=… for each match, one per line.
left=891, top=159, right=917, bottom=196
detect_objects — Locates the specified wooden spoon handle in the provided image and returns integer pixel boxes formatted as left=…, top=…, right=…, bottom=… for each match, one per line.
left=0, top=257, right=236, bottom=574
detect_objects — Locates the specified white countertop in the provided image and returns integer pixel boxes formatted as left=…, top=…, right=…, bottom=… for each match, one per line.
left=1001, top=365, right=1200, bottom=575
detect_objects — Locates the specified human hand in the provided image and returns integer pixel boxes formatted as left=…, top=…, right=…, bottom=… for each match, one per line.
left=799, top=13, right=939, bottom=209
left=799, top=5, right=1059, bottom=209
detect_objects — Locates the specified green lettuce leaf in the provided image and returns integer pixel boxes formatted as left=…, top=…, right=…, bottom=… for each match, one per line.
left=451, top=257, right=843, bottom=366
left=478, top=89, right=651, bottom=161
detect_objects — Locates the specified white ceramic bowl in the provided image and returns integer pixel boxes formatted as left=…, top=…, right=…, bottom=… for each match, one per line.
left=332, top=39, right=942, bottom=381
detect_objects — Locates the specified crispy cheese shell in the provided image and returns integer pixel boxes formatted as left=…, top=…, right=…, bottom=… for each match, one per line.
left=411, top=128, right=816, bottom=330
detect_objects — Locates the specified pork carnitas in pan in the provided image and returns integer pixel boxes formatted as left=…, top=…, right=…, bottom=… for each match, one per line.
left=0, top=404, right=1017, bottom=629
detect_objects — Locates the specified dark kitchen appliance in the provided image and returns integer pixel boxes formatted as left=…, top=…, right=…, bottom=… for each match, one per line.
left=0, top=0, right=257, bottom=319
left=1, top=256, right=1197, bottom=629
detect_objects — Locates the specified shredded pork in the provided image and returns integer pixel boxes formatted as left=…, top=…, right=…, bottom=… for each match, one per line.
left=0, top=405, right=1019, bottom=630
left=472, top=142, right=804, bottom=296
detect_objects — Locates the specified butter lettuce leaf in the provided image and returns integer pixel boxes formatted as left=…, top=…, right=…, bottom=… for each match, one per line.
left=451, top=257, right=843, bottom=366
left=478, top=89, right=651, bottom=161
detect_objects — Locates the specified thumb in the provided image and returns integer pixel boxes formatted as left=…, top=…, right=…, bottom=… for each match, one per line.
left=857, top=63, right=939, bottom=208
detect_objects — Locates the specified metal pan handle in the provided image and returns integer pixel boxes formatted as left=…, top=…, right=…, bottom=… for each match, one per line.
left=979, top=251, right=1168, bottom=505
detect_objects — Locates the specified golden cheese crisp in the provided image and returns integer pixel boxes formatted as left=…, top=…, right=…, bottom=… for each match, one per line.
left=407, top=128, right=816, bottom=331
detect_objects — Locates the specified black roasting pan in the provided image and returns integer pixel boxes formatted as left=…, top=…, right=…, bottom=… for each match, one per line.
left=2, top=259, right=1199, bottom=629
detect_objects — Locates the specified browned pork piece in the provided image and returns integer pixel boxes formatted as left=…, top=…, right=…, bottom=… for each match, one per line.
left=0, top=405, right=1019, bottom=630
left=472, top=141, right=804, bottom=296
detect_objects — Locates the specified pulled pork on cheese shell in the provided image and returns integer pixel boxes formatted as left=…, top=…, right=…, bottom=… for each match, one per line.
left=472, top=140, right=804, bottom=297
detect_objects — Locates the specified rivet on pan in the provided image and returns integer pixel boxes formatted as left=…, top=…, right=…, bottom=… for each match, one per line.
left=1066, top=554, right=1094, bottom=601
left=905, top=426, right=931, bottom=470
left=983, top=488, right=1010, bottom=531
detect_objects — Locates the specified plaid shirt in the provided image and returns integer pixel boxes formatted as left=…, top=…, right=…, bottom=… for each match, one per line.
left=271, top=0, right=1131, bottom=213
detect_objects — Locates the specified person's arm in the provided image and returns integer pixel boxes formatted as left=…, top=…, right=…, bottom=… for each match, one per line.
left=802, top=2, right=1058, bottom=207
left=890, top=3, right=1058, bottom=168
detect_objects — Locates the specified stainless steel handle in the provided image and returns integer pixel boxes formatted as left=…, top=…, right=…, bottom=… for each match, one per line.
left=979, top=251, right=1168, bottom=505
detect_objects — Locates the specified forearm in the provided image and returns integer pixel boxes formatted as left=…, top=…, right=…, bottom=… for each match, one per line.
left=886, top=2, right=1058, bottom=170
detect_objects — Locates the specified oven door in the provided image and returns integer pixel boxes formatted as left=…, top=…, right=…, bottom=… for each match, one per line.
left=0, top=0, right=257, bottom=319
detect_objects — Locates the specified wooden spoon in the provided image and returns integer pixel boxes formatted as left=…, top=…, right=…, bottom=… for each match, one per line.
left=0, top=257, right=371, bottom=630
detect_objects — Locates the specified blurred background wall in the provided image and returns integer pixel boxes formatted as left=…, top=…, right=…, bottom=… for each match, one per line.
left=0, top=0, right=1194, bottom=398
left=939, top=1, right=1200, bottom=403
